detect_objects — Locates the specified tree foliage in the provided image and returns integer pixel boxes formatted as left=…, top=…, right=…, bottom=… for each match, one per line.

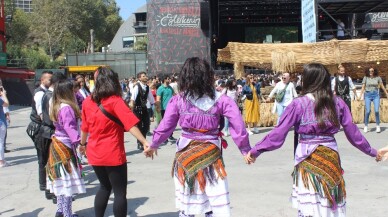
left=5, top=0, right=123, bottom=68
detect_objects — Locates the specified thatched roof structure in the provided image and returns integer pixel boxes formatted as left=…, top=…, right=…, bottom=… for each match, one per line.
left=217, top=39, right=388, bottom=79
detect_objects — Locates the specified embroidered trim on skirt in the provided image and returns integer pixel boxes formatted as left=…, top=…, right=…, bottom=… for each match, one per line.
left=46, top=136, right=85, bottom=197
left=291, top=145, right=346, bottom=217
left=173, top=141, right=230, bottom=216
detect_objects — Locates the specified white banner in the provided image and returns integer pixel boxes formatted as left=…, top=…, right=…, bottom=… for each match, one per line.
left=302, top=0, right=317, bottom=43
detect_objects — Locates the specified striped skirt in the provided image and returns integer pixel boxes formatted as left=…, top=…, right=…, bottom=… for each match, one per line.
left=46, top=137, right=86, bottom=197
left=291, top=146, right=346, bottom=217
left=173, top=141, right=230, bottom=216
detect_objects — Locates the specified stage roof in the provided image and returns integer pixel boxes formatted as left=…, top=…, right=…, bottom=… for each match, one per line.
left=218, top=0, right=388, bottom=23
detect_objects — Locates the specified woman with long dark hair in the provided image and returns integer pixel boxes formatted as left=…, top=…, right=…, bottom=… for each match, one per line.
left=222, top=78, right=239, bottom=136
left=144, top=57, right=251, bottom=217
left=47, top=80, right=86, bottom=217
left=358, top=67, right=388, bottom=133
left=80, top=67, right=149, bottom=217
left=247, top=63, right=379, bottom=217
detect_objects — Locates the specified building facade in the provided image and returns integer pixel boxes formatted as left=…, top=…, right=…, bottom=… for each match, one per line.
left=14, top=0, right=33, bottom=13
left=110, top=4, right=147, bottom=52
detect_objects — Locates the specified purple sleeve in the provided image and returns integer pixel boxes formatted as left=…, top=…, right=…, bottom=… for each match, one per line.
left=222, top=96, right=251, bottom=155
left=59, top=106, right=80, bottom=145
left=151, top=96, right=180, bottom=148
left=75, top=92, right=84, bottom=109
left=250, top=100, right=301, bottom=158
left=338, top=99, right=377, bottom=157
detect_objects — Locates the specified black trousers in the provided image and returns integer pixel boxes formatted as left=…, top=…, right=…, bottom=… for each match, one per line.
left=134, top=106, right=150, bottom=147
left=34, top=136, right=52, bottom=189
left=92, top=163, right=128, bottom=217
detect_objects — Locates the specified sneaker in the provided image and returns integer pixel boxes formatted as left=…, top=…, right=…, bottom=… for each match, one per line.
left=253, top=128, right=259, bottom=134
left=80, top=155, right=88, bottom=165
left=168, top=136, right=177, bottom=141
left=55, top=212, right=64, bottom=217
left=4, top=149, right=10, bottom=153
left=376, top=126, right=381, bottom=133
left=363, top=126, right=368, bottom=133
left=45, top=190, right=54, bottom=200
left=0, top=161, right=8, bottom=168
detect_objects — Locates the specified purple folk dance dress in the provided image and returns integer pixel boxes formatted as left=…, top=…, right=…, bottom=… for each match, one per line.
left=251, top=94, right=377, bottom=217
left=151, top=91, right=251, bottom=217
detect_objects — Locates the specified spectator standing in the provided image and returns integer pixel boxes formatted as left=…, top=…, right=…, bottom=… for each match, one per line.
left=27, top=71, right=52, bottom=191
left=2, top=105, right=9, bottom=153
left=242, top=74, right=264, bottom=135
left=75, top=75, right=91, bottom=110
left=358, top=67, right=388, bottom=133
left=156, top=75, right=176, bottom=142
left=267, top=73, right=298, bottom=125
left=80, top=67, right=149, bottom=217
left=130, top=72, right=155, bottom=150
left=222, top=79, right=239, bottom=136
left=331, top=65, right=358, bottom=110
left=0, top=86, right=9, bottom=167
left=337, top=19, right=345, bottom=39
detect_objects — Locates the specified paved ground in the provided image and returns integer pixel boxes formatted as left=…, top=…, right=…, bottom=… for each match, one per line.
left=1, top=106, right=388, bottom=217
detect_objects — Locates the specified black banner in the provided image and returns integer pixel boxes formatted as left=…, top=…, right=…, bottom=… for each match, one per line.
left=147, top=0, right=210, bottom=76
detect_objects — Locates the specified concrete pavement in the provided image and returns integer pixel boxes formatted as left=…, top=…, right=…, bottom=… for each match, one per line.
left=1, top=106, right=388, bottom=217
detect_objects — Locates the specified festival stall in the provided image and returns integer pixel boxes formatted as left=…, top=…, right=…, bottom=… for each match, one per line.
left=218, top=39, right=388, bottom=126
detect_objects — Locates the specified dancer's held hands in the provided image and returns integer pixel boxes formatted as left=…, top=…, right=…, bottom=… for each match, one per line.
left=244, top=152, right=256, bottom=164
left=376, top=146, right=388, bottom=162
left=143, top=144, right=158, bottom=160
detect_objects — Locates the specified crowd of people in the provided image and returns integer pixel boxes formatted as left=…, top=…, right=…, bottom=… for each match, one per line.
left=0, top=57, right=385, bottom=217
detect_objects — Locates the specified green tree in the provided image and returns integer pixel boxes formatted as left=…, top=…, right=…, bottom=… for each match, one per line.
left=30, top=0, right=76, bottom=60
left=134, top=37, right=148, bottom=51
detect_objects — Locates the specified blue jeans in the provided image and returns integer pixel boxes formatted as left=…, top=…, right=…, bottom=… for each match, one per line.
left=276, top=103, right=287, bottom=125
left=223, top=117, right=229, bottom=133
left=364, top=91, right=380, bottom=126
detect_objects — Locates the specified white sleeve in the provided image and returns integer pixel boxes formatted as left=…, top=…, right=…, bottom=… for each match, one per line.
left=348, top=77, right=356, bottom=90
left=3, top=106, right=9, bottom=113
left=268, top=84, right=279, bottom=99
left=131, top=85, right=139, bottom=101
left=148, top=90, right=155, bottom=104
left=291, top=83, right=298, bottom=98
left=34, top=91, right=45, bottom=115
left=331, top=79, right=336, bottom=91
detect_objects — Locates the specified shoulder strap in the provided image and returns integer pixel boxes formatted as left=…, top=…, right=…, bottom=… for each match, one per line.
left=97, top=102, right=124, bottom=128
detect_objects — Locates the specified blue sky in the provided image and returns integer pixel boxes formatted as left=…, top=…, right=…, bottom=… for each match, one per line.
left=116, top=0, right=147, bottom=20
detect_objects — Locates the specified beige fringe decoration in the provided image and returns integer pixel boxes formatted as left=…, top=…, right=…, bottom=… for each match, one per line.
left=271, top=51, right=296, bottom=73
left=233, top=62, right=244, bottom=79
left=217, top=39, right=388, bottom=77
left=259, top=102, right=277, bottom=127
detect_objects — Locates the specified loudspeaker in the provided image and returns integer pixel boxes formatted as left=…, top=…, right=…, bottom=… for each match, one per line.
left=200, top=1, right=210, bottom=31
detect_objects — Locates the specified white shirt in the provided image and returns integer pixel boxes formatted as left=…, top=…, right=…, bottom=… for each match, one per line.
left=34, top=84, right=47, bottom=115
left=170, top=82, right=179, bottom=94
left=130, top=82, right=155, bottom=104
left=268, top=82, right=298, bottom=106
left=337, top=22, right=345, bottom=37
left=78, top=87, right=89, bottom=99
left=222, top=88, right=238, bottom=102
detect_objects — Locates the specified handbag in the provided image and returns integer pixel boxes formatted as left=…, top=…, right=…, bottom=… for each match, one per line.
left=275, top=83, right=289, bottom=103
left=245, top=93, right=253, bottom=100
left=26, top=121, right=41, bottom=142
left=97, top=103, right=124, bottom=128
